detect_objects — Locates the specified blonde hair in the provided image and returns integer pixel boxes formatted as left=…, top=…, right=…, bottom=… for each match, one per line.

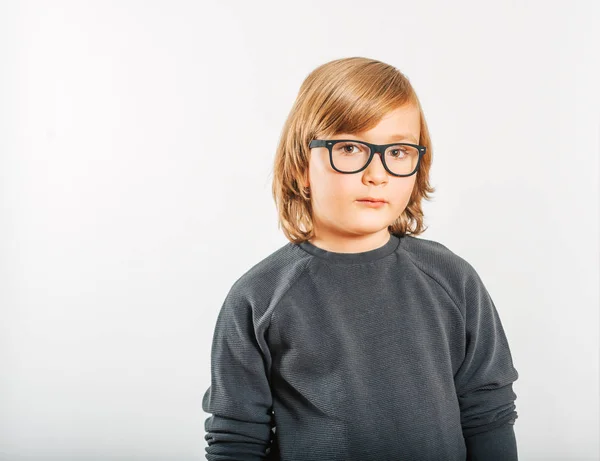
left=271, top=57, right=436, bottom=244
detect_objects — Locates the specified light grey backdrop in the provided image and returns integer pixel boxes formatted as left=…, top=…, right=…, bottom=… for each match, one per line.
left=1, top=1, right=598, bottom=460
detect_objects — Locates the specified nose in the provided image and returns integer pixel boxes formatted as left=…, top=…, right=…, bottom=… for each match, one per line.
left=363, top=151, right=388, bottom=182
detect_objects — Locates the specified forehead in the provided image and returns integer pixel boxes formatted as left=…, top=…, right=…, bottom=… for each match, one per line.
left=334, top=105, right=420, bottom=143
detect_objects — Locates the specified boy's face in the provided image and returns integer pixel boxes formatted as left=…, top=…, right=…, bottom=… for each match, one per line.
left=305, top=104, right=420, bottom=250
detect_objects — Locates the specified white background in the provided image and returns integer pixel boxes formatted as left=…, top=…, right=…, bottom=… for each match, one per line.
left=1, top=1, right=598, bottom=460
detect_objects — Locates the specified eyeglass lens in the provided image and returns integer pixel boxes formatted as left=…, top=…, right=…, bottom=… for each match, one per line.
left=331, top=141, right=420, bottom=175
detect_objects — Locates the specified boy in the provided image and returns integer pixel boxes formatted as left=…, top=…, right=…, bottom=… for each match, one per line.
left=202, top=57, right=519, bottom=461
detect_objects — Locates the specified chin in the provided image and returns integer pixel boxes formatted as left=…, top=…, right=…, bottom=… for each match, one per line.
left=350, top=218, right=391, bottom=233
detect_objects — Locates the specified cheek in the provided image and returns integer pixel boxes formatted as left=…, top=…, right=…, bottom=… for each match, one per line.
left=391, top=179, right=416, bottom=205
left=314, top=172, right=354, bottom=198
left=334, top=176, right=361, bottom=196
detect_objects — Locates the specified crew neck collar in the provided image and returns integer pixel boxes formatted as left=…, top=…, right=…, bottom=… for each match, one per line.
left=297, top=233, right=400, bottom=264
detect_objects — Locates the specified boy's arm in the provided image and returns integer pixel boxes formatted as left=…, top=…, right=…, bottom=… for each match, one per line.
left=454, top=266, right=520, bottom=461
left=202, top=285, right=275, bottom=460
left=464, top=421, right=518, bottom=461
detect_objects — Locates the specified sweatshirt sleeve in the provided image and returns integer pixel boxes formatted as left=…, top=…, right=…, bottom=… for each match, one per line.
left=454, top=266, right=520, bottom=461
left=202, top=284, right=275, bottom=460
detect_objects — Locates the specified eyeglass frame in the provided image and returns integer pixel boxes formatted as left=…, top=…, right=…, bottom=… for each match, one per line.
left=308, top=139, right=427, bottom=177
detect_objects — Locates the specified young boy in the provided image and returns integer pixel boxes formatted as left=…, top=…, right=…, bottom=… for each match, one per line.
left=202, top=57, right=520, bottom=461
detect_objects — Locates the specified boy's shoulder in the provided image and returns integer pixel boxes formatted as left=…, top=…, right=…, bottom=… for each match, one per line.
left=399, top=234, right=481, bottom=286
left=226, top=240, right=311, bottom=306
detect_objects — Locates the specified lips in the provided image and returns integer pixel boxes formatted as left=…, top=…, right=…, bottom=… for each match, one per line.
left=356, top=198, right=387, bottom=208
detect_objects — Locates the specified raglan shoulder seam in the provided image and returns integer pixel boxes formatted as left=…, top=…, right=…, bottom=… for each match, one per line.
left=398, top=243, right=466, bottom=322
left=268, top=250, right=314, bottom=342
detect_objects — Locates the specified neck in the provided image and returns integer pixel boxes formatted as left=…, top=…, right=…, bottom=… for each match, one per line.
left=308, top=229, right=391, bottom=254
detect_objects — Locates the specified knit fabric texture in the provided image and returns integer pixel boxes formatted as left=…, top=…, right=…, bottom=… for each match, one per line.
left=202, top=233, right=519, bottom=460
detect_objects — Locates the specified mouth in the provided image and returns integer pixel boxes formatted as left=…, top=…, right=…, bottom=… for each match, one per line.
left=356, top=199, right=387, bottom=208
left=356, top=198, right=387, bottom=203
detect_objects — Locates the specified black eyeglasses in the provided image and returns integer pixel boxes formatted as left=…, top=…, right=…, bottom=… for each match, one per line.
left=309, top=139, right=426, bottom=177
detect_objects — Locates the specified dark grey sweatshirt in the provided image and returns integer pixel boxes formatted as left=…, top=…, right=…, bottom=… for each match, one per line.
left=202, top=233, right=519, bottom=460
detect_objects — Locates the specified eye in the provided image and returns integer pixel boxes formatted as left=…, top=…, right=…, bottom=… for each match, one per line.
left=387, top=145, right=413, bottom=159
left=334, top=142, right=367, bottom=156
left=340, top=143, right=358, bottom=154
